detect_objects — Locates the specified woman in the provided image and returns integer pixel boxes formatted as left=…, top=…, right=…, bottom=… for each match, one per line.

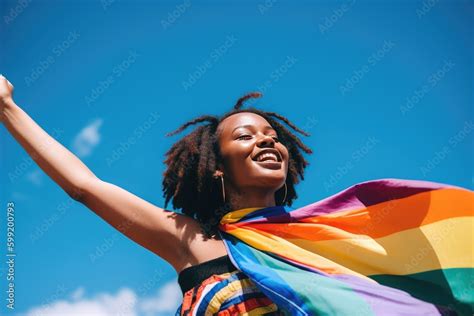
left=1, top=75, right=472, bottom=315
left=0, top=75, right=309, bottom=314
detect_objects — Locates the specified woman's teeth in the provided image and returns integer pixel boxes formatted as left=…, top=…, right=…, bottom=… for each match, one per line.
left=257, top=153, right=278, bottom=162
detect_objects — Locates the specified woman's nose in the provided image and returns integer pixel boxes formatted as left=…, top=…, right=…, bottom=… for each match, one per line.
left=257, top=135, right=275, bottom=147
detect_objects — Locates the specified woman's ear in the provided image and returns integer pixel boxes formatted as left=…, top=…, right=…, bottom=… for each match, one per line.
left=214, top=161, right=226, bottom=177
left=213, top=170, right=224, bottom=178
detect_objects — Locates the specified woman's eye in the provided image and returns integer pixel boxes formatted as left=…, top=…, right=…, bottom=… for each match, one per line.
left=236, top=135, right=279, bottom=141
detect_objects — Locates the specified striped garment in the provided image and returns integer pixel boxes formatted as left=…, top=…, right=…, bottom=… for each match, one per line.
left=175, top=270, right=283, bottom=315
left=218, top=178, right=473, bottom=315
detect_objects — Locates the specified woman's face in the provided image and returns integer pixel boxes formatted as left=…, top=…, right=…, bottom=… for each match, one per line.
left=216, top=112, right=289, bottom=193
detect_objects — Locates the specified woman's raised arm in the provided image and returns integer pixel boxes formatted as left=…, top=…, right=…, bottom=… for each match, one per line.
left=0, top=75, right=196, bottom=272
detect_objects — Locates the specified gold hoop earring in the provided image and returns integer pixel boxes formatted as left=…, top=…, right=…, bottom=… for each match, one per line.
left=219, top=175, right=226, bottom=203
left=280, top=183, right=287, bottom=205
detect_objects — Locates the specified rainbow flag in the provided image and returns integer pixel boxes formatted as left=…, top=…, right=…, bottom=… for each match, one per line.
left=218, top=178, right=474, bottom=315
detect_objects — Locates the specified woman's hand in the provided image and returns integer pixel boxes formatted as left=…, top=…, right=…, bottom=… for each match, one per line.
left=0, top=74, right=15, bottom=123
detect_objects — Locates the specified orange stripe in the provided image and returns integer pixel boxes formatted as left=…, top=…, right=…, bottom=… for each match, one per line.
left=238, top=188, right=473, bottom=241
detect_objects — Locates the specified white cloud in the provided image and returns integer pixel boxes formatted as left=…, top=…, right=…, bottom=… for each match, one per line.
left=26, top=287, right=136, bottom=316
left=11, top=191, right=29, bottom=201
left=70, top=287, right=85, bottom=301
left=26, top=169, right=43, bottom=186
left=139, top=281, right=182, bottom=316
left=25, top=281, right=182, bottom=316
left=72, top=119, right=103, bottom=158
left=23, top=119, right=102, bottom=187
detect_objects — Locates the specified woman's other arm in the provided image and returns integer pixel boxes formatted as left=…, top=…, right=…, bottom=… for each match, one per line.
left=0, top=75, right=196, bottom=271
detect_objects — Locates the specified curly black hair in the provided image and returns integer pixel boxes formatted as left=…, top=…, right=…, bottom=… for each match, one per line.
left=162, top=92, right=313, bottom=238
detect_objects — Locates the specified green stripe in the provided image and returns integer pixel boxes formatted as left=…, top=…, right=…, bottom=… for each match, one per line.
left=371, top=268, right=474, bottom=315
left=251, top=248, right=375, bottom=316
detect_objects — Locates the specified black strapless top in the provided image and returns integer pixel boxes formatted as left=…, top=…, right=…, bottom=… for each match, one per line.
left=177, top=255, right=238, bottom=294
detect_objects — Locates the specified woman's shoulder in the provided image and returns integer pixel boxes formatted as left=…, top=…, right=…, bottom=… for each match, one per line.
left=175, top=230, right=229, bottom=274
left=167, top=211, right=229, bottom=274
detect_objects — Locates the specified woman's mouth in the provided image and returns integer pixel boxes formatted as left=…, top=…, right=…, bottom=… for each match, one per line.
left=254, top=160, right=282, bottom=170
left=252, top=149, right=283, bottom=169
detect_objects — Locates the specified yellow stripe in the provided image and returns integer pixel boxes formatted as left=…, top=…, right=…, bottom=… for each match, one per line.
left=226, top=217, right=473, bottom=277
left=288, top=216, right=474, bottom=276
left=226, top=226, right=376, bottom=280
left=204, top=278, right=258, bottom=315
left=221, top=207, right=263, bottom=224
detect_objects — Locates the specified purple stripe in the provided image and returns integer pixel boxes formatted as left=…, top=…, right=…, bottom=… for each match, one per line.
left=330, top=273, right=442, bottom=315
left=248, top=178, right=459, bottom=223
left=277, top=254, right=442, bottom=315
left=295, top=178, right=456, bottom=216
left=257, top=249, right=443, bottom=314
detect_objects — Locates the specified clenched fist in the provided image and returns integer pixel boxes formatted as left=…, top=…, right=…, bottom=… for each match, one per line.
left=0, top=74, right=15, bottom=123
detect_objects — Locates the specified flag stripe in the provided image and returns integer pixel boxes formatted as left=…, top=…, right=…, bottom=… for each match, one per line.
left=371, top=268, right=474, bottom=315
left=219, top=179, right=473, bottom=315
left=227, top=188, right=473, bottom=241
left=287, top=216, right=473, bottom=275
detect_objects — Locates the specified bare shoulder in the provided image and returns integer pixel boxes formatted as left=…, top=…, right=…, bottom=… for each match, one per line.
left=173, top=216, right=229, bottom=274
left=76, top=178, right=226, bottom=275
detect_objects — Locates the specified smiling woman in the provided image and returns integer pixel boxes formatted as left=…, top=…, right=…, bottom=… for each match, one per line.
left=159, top=93, right=314, bottom=314
left=0, top=74, right=311, bottom=314
left=1, top=74, right=473, bottom=316
left=162, top=92, right=312, bottom=241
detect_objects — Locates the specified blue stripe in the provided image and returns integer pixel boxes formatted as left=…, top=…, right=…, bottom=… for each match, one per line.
left=222, top=231, right=310, bottom=315
left=174, top=303, right=182, bottom=316
left=195, top=271, right=248, bottom=315
left=239, top=205, right=291, bottom=222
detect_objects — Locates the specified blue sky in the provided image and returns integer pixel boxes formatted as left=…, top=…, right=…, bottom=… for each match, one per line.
left=0, top=0, right=472, bottom=315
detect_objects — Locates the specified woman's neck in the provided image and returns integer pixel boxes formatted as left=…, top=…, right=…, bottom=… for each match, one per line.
left=227, top=189, right=276, bottom=211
